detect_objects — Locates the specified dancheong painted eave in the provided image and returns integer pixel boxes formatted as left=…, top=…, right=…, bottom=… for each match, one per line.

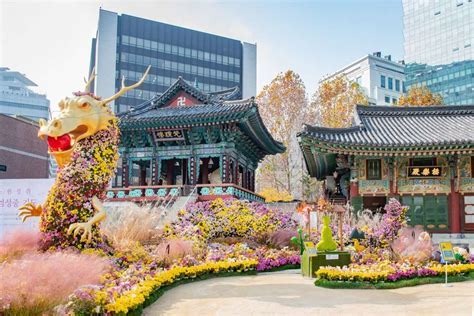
left=118, top=77, right=285, bottom=157
left=298, top=105, right=474, bottom=157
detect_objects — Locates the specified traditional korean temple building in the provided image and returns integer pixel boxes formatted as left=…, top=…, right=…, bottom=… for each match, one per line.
left=299, top=105, right=474, bottom=234
left=107, top=78, right=285, bottom=203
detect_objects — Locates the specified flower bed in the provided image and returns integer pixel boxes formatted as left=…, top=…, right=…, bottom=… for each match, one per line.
left=315, top=261, right=474, bottom=289
left=315, top=273, right=474, bottom=289
left=164, top=198, right=297, bottom=244
left=64, top=259, right=258, bottom=314
left=59, top=244, right=300, bottom=314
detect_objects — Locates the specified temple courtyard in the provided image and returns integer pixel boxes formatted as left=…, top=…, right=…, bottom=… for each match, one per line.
left=144, top=270, right=474, bottom=316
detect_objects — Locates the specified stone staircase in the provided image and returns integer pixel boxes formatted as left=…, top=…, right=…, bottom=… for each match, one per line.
left=103, top=187, right=197, bottom=226
left=158, top=194, right=197, bottom=223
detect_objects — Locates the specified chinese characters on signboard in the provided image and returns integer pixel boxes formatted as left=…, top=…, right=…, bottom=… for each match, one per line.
left=407, top=166, right=443, bottom=178
left=154, top=130, right=185, bottom=142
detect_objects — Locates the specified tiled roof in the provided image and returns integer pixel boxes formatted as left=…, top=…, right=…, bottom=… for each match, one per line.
left=299, top=105, right=474, bottom=179
left=299, top=105, right=474, bottom=150
left=118, top=79, right=285, bottom=156
left=118, top=77, right=240, bottom=118
left=120, top=100, right=253, bottom=127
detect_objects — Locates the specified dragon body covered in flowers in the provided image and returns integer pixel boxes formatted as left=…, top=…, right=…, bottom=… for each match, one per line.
left=18, top=67, right=150, bottom=250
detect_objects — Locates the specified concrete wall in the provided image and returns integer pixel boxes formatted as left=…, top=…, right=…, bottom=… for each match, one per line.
left=321, top=54, right=405, bottom=106
left=242, top=42, right=257, bottom=99
left=0, top=115, right=49, bottom=179
left=94, top=9, right=118, bottom=110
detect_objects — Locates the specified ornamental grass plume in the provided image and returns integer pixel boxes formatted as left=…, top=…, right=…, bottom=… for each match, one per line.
left=0, top=252, right=109, bottom=314
left=353, top=209, right=384, bottom=234
left=267, top=229, right=298, bottom=249
left=391, top=226, right=433, bottom=264
left=0, top=229, right=40, bottom=261
left=154, top=239, right=196, bottom=266
left=102, top=204, right=163, bottom=249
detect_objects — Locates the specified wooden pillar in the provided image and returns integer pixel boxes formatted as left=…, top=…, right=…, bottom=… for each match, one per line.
left=349, top=155, right=359, bottom=198
left=388, top=158, right=395, bottom=196
left=247, top=170, right=251, bottom=190
left=350, top=182, right=359, bottom=197
left=235, top=161, right=240, bottom=186
left=122, top=154, right=130, bottom=187
left=222, top=155, right=228, bottom=183
left=167, top=160, right=174, bottom=185
left=140, top=163, right=147, bottom=186
left=250, top=170, right=255, bottom=192
left=234, top=159, right=239, bottom=185
left=157, top=158, right=162, bottom=184
left=201, top=158, right=209, bottom=184
left=449, top=156, right=461, bottom=234
left=450, top=179, right=461, bottom=233
left=152, top=155, right=158, bottom=185
left=186, top=156, right=194, bottom=185
left=182, top=159, right=187, bottom=185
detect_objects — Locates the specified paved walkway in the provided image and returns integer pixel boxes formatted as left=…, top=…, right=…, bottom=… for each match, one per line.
left=144, top=270, right=474, bottom=316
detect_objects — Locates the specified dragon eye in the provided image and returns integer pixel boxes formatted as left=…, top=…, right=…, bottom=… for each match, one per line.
left=79, top=102, right=90, bottom=109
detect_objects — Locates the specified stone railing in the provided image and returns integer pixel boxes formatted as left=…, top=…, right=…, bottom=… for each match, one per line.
left=105, top=185, right=184, bottom=202
left=196, top=183, right=265, bottom=203
left=105, top=183, right=265, bottom=203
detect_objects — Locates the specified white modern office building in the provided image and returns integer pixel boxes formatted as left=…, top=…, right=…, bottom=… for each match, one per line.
left=90, top=9, right=257, bottom=113
left=0, top=67, right=50, bottom=121
left=320, top=52, right=406, bottom=105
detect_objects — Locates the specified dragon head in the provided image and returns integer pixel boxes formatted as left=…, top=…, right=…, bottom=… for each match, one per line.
left=39, top=66, right=150, bottom=167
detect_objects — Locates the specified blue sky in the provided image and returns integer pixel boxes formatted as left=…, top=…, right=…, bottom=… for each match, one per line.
left=1, top=0, right=404, bottom=108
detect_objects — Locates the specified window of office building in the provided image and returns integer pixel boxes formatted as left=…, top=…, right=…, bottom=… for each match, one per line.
left=395, top=79, right=400, bottom=92
left=388, top=77, right=393, bottom=90
left=381, top=75, right=386, bottom=88
left=385, top=96, right=390, bottom=103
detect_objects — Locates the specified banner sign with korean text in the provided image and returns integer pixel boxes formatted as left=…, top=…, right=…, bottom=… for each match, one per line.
left=0, top=178, right=54, bottom=240
left=407, top=166, right=443, bottom=178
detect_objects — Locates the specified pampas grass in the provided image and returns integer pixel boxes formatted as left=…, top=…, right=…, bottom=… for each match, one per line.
left=102, top=204, right=164, bottom=249
left=0, top=229, right=40, bottom=261
left=391, top=226, right=433, bottom=264
left=352, top=209, right=384, bottom=231
left=267, top=229, right=298, bottom=249
left=154, top=239, right=195, bottom=265
left=0, top=252, right=109, bottom=315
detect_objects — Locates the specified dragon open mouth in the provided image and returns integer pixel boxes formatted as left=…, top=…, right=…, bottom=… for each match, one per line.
left=45, top=125, right=88, bottom=153
left=47, top=134, right=72, bottom=152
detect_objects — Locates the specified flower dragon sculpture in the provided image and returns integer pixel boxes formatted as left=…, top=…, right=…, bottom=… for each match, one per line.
left=18, top=66, right=150, bottom=250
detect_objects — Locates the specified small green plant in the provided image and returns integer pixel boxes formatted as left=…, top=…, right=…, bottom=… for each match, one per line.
left=290, top=228, right=305, bottom=255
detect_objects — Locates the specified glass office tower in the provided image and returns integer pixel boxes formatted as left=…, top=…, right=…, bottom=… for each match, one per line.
left=90, top=9, right=257, bottom=113
left=403, top=0, right=474, bottom=105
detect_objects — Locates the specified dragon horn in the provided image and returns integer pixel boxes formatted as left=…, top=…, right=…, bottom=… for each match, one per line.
left=84, top=66, right=96, bottom=93
left=100, top=65, right=151, bottom=105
